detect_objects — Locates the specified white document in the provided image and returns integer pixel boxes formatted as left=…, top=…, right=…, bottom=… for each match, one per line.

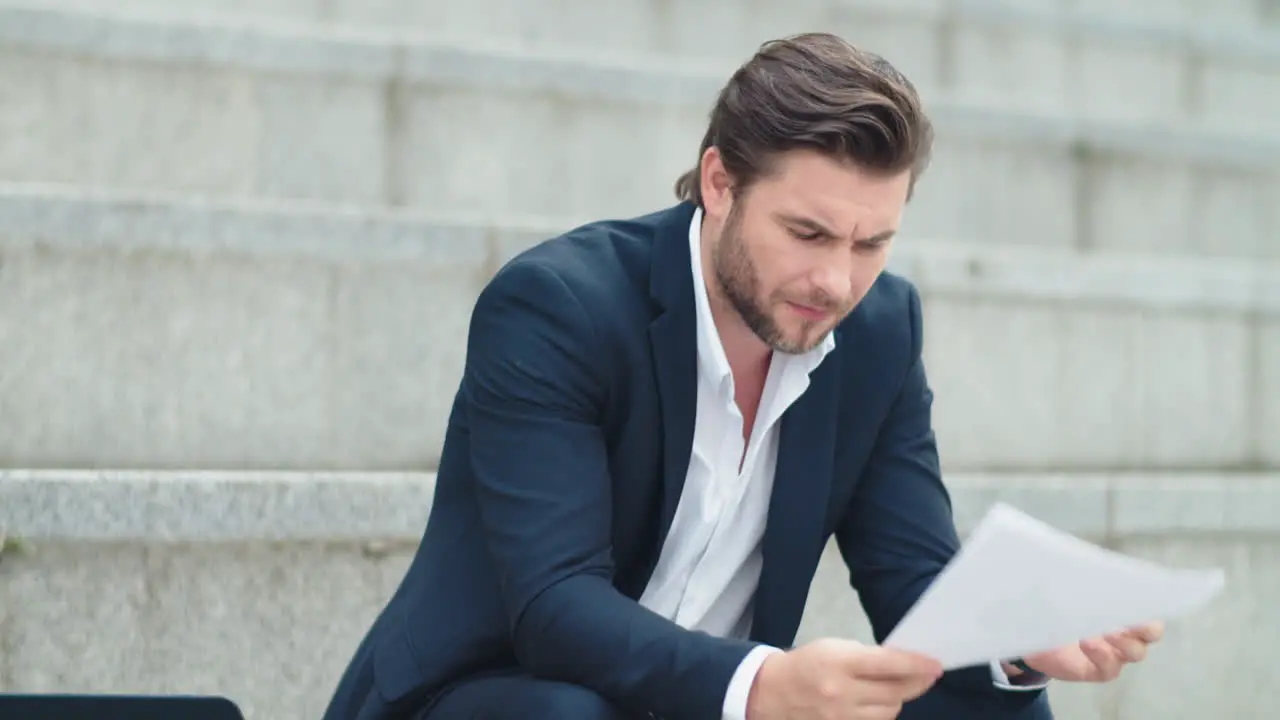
left=883, top=502, right=1225, bottom=670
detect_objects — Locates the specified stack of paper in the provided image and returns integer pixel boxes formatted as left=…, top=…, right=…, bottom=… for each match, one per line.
left=883, top=503, right=1225, bottom=669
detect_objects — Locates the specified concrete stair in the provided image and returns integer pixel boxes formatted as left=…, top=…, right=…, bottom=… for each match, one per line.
left=0, top=4, right=1276, bottom=259
left=3, top=469, right=1279, bottom=720
left=1, top=183, right=1275, bottom=472
left=9, top=0, right=1280, bottom=61
left=2, top=2, right=1279, bottom=719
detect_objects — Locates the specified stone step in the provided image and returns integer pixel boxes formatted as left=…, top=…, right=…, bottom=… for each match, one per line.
left=0, top=4, right=1276, bottom=258
left=0, top=183, right=1275, bottom=472
left=10, top=0, right=1279, bottom=70
left=1, top=468, right=1275, bottom=720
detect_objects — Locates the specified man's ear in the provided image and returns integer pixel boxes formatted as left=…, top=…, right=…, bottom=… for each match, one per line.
left=699, top=146, right=735, bottom=220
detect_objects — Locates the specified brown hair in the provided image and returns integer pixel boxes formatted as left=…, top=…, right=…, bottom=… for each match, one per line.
left=674, top=33, right=932, bottom=206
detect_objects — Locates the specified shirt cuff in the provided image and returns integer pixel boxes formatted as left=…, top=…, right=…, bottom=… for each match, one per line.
left=722, top=645, right=783, bottom=720
left=990, top=660, right=1050, bottom=691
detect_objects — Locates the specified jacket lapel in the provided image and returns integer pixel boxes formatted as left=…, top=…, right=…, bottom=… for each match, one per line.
left=647, top=203, right=699, bottom=557
left=751, top=346, right=842, bottom=647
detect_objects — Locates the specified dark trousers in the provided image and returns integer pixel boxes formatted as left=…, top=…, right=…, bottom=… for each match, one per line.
left=411, top=670, right=1053, bottom=719
left=408, top=667, right=1054, bottom=720
left=415, top=671, right=633, bottom=720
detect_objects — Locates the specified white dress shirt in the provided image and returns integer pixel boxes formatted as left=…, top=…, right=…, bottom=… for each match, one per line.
left=637, top=209, right=1042, bottom=720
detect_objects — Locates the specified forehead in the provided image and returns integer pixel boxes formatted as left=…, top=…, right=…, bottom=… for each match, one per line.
left=749, top=149, right=911, bottom=231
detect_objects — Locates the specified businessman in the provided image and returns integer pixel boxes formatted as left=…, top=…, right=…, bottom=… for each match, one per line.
left=323, top=33, right=1163, bottom=720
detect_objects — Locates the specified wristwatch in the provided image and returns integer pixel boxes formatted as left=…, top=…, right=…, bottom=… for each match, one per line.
left=1009, top=658, right=1038, bottom=675
left=1005, top=658, right=1048, bottom=685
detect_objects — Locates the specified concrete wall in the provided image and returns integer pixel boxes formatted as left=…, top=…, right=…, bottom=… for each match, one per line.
left=3, top=471, right=1276, bottom=719
left=1, top=186, right=1275, bottom=471
left=0, top=6, right=1276, bottom=259
left=14, top=0, right=1280, bottom=61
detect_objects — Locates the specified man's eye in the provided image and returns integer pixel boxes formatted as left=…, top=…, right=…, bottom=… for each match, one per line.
left=790, top=228, right=820, bottom=241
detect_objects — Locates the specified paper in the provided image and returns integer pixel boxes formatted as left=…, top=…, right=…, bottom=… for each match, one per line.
left=883, top=502, right=1225, bottom=669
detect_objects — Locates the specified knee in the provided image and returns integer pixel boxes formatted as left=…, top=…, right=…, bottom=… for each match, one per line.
left=530, top=682, right=626, bottom=720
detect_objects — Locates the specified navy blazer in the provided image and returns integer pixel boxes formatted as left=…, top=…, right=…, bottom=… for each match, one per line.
left=323, top=203, right=1052, bottom=720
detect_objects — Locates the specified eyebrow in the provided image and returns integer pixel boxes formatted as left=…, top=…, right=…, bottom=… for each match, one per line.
left=776, top=213, right=896, bottom=244
left=859, top=229, right=896, bottom=244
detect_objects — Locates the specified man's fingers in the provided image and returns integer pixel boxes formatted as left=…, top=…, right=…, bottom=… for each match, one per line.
left=899, top=673, right=941, bottom=702
left=1105, top=633, right=1149, bottom=663
left=855, top=702, right=904, bottom=720
left=1128, top=621, right=1165, bottom=644
left=853, top=679, right=911, bottom=706
left=848, top=648, right=943, bottom=680
left=1079, top=638, right=1123, bottom=681
left=852, top=673, right=939, bottom=708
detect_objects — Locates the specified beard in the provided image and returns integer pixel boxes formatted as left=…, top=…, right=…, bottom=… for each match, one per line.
left=711, top=202, right=847, bottom=355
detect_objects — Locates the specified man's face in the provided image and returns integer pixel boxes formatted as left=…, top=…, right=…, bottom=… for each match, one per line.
left=703, top=149, right=911, bottom=354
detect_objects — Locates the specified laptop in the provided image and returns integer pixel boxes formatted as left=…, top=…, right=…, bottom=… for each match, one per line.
left=0, top=694, right=245, bottom=719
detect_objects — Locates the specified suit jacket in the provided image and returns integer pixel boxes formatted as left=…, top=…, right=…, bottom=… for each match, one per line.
left=322, top=202, right=1052, bottom=720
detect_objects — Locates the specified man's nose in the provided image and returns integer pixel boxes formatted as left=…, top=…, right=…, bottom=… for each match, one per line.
left=812, top=258, right=853, bottom=303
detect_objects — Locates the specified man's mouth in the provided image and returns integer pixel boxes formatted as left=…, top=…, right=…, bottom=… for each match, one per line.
left=786, top=301, right=831, bottom=322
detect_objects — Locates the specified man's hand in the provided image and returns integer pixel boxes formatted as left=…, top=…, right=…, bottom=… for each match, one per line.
left=1022, top=621, right=1165, bottom=682
left=745, top=638, right=942, bottom=720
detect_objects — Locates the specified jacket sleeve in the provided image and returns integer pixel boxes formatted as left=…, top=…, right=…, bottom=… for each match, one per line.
left=463, top=259, right=758, bottom=720
left=833, top=284, right=1047, bottom=717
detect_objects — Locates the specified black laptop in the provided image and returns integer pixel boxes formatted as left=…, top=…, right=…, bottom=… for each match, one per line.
left=0, top=694, right=244, bottom=719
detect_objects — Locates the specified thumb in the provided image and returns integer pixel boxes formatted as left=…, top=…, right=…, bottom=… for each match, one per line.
left=847, top=646, right=943, bottom=679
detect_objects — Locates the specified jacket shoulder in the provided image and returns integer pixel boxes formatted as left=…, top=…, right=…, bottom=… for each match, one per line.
left=833, top=270, right=926, bottom=386
left=485, top=206, right=683, bottom=310
left=842, top=271, right=920, bottom=339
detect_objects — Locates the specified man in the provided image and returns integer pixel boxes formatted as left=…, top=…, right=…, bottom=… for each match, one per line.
left=323, top=33, right=1163, bottom=720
